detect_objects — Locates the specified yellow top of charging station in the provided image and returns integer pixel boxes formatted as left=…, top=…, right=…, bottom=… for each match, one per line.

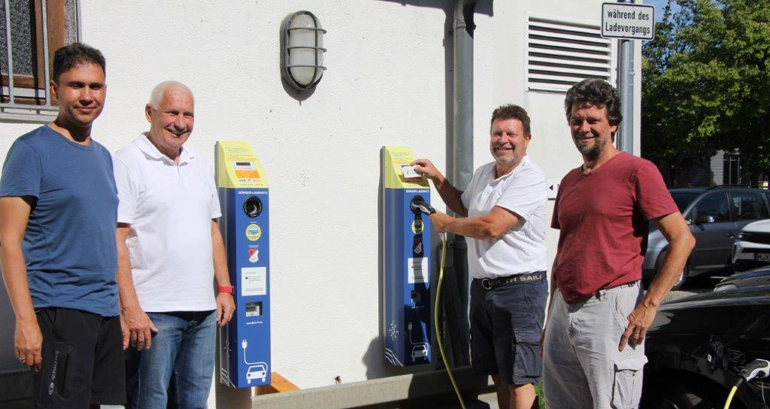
left=216, top=141, right=268, bottom=189
left=382, top=146, right=429, bottom=189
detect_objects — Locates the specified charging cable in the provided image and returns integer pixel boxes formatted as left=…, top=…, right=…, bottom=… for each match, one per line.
left=411, top=197, right=466, bottom=409
left=723, top=359, right=770, bottom=409
left=434, top=232, right=467, bottom=409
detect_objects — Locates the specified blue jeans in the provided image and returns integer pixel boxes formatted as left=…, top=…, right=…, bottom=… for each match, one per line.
left=127, top=310, right=216, bottom=409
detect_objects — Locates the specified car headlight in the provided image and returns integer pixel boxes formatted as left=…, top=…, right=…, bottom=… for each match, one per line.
left=738, top=232, right=744, bottom=240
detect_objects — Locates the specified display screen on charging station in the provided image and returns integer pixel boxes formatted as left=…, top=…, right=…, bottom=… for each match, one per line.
left=382, top=146, right=432, bottom=366
left=216, top=141, right=271, bottom=388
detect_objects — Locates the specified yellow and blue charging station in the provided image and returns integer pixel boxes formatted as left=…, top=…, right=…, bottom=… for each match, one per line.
left=216, top=141, right=271, bottom=388
left=382, top=146, right=432, bottom=366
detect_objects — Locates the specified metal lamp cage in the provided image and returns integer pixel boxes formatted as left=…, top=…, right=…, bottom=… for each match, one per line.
left=282, top=11, right=327, bottom=91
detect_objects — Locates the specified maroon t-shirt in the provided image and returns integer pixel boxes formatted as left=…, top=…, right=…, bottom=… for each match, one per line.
left=551, top=153, right=678, bottom=303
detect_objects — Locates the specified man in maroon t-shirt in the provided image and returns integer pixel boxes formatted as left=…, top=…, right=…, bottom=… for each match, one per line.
left=542, top=79, right=695, bottom=408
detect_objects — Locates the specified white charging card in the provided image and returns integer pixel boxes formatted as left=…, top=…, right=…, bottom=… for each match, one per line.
left=401, top=165, right=421, bottom=180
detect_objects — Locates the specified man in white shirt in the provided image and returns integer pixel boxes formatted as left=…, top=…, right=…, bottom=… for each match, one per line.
left=412, top=105, right=548, bottom=409
left=114, top=81, right=235, bottom=408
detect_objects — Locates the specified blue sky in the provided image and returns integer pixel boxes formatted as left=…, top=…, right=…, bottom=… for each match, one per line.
left=644, top=0, right=682, bottom=22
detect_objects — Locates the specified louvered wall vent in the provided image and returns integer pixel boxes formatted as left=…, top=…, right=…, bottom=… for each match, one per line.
left=526, top=15, right=613, bottom=93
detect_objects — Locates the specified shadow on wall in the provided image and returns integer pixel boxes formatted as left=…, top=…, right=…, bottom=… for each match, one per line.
left=0, top=263, right=21, bottom=370
left=0, top=263, right=35, bottom=407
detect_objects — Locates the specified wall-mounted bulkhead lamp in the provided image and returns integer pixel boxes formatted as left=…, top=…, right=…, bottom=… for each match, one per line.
left=281, top=11, right=327, bottom=91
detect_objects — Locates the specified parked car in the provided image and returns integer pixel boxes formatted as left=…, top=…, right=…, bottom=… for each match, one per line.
left=642, top=284, right=770, bottom=408
left=732, top=219, right=770, bottom=272
left=715, top=266, right=770, bottom=291
left=643, top=186, right=770, bottom=289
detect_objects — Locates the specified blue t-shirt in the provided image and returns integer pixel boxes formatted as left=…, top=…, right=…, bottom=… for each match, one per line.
left=0, top=125, right=119, bottom=316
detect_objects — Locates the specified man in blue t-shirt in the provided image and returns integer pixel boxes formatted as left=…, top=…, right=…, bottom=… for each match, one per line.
left=0, top=43, right=125, bottom=408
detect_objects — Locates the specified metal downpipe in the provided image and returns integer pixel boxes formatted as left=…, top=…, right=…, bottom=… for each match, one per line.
left=452, top=0, right=476, bottom=189
left=443, top=0, right=476, bottom=367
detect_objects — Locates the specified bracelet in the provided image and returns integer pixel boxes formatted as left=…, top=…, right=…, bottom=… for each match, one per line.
left=218, top=285, right=234, bottom=294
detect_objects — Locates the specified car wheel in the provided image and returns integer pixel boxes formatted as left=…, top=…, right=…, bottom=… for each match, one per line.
left=657, top=251, right=689, bottom=290
left=644, top=382, right=726, bottom=409
left=670, top=267, right=688, bottom=290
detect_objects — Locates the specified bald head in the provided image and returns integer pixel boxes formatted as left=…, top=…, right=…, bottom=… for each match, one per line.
left=148, top=80, right=194, bottom=109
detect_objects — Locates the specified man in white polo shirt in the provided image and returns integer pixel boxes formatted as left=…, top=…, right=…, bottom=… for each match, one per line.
left=114, top=81, right=235, bottom=408
left=412, top=104, right=548, bottom=409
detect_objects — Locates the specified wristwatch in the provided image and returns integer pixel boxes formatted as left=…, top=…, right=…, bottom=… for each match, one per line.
left=218, top=285, right=234, bottom=294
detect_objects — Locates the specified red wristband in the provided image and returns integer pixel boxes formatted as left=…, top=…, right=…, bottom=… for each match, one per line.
left=218, top=285, right=234, bottom=294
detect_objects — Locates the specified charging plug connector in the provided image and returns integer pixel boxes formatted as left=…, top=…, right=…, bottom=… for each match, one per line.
left=724, top=359, right=770, bottom=409
left=739, top=359, right=770, bottom=382
left=410, top=196, right=436, bottom=216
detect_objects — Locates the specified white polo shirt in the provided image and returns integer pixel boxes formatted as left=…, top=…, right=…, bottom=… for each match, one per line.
left=114, top=134, right=221, bottom=312
left=460, top=156, right=548, bottom=279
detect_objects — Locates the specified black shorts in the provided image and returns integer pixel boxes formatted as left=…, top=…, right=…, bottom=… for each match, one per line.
left=470, top=274, right=547, bottom=385
left=34, top=308, right=125, bottom=408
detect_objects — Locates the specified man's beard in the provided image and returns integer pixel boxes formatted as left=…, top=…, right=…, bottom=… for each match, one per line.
left=578, top=142, right=600, bottom=161
left=575, top=135, right=605, bottom=161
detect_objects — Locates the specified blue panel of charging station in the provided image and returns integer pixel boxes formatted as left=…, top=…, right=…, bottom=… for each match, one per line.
left=382, top=147, right=432, bottom=367
left=216, top=142, right=271, bottom=388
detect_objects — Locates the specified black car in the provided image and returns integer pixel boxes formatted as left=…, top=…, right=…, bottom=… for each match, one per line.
left=642, top=186, right=770, bottom=289
left=642, top=285, right=770, bottom=408
left=715, top=267, right=770, bottom=291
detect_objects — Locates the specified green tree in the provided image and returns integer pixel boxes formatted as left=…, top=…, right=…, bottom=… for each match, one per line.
left=642, top=0, right=770, bottom=186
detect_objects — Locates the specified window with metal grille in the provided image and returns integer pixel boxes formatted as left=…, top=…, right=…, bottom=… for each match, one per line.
left=526, top=15, right=612, bottom=93
left=0, top=0, right=79, bottom=123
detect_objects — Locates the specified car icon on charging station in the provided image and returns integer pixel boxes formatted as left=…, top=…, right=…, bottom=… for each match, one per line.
left=411, top=344, right=429, bottom=361
left=246, top=362, right=268, bottom=384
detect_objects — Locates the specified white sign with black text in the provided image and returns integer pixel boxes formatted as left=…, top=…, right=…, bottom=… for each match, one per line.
left=601, top=3, right=655, bottom=40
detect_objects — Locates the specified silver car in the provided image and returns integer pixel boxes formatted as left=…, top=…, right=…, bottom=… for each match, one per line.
left=642, top=187, right=770, bottom=289
left=732, top=218, right=770, bottom=272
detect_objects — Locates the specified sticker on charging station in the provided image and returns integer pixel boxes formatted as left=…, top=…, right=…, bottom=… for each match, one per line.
left=241, top=267, right=267, bottom=296
left=233, top=161, right=261, bottom=182
left=248, top=248, right=260, bottom=263
left=245, top=223, right=262, bottom=241
left=411, top=219, right=424, bottom=234
left=408, top=257, right=428, bottom=284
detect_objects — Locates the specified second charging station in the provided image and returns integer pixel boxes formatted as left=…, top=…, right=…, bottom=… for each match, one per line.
left=382, top=146, right=432, bottom=366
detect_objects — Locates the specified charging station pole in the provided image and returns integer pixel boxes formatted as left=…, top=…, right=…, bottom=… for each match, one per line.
left=381, top=146, right=432, bottom=367
left=215, top=141, right=271, bottom=401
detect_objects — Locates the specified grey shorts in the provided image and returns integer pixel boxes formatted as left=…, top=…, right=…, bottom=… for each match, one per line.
left=470, top=273, right=547, bottom=385
left=543, top=281, right=647, bottom=409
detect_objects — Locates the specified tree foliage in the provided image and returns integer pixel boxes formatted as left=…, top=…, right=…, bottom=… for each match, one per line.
left=642, top=0, right=770, bottom=186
